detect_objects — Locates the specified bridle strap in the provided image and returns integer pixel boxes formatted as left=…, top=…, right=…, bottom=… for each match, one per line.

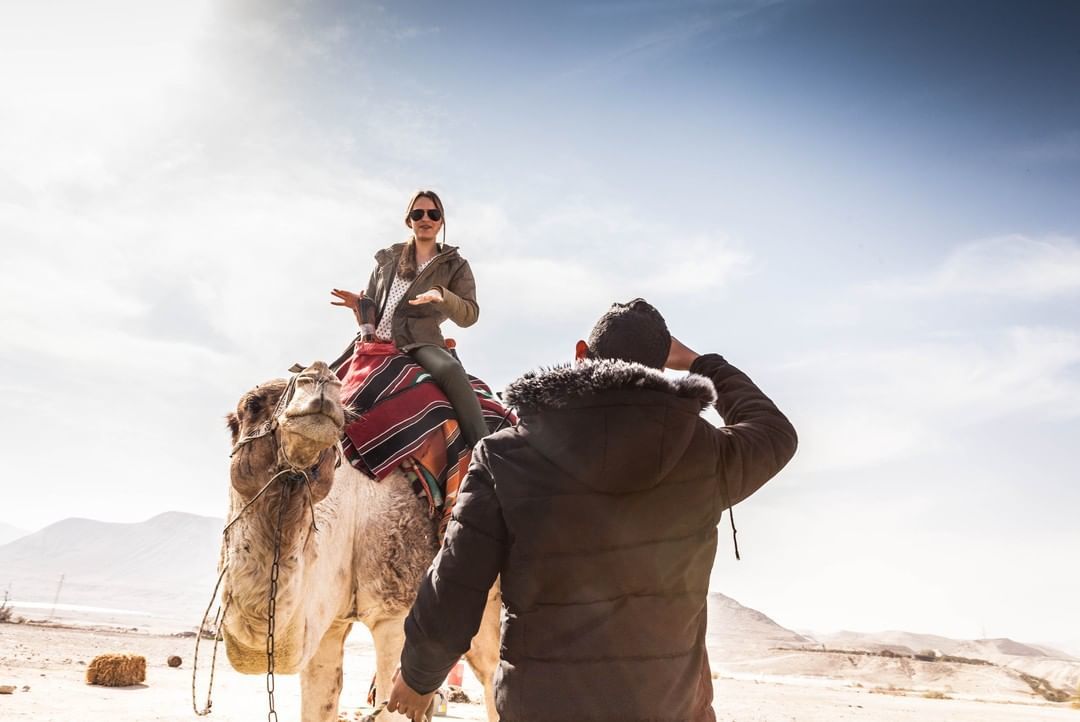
left=230, top=373, right=300, bottom=457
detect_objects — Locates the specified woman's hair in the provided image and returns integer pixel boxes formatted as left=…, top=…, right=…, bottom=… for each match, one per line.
left=398, top=189, right=446, bottom=281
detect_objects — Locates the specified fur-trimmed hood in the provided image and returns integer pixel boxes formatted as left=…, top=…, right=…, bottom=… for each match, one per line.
left=500, top=359, right=717, bottom=493
left=504, top=358, right=716, bottom=411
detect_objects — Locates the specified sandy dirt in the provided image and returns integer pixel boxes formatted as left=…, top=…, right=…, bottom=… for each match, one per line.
left=1, top=623, right=1075, bottom=721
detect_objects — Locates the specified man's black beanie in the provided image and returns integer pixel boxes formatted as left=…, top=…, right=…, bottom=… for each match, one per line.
left=586, top=298, right=671, bottom=369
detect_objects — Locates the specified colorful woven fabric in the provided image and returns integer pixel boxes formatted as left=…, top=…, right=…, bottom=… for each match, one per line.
left=335, top=340, right=515, bottom=536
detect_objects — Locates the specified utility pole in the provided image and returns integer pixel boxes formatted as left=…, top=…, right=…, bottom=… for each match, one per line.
left=49, top=573, right=64, bottom=619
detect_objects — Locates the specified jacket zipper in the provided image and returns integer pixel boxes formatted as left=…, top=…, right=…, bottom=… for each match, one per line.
left=403, top=250, right=451, bottom=300
left=376, top=248, right=454, bottom=328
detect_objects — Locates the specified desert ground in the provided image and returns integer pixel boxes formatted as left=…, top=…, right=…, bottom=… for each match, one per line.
left=1, top=622, right=1076, bottom=722
left=4, top=514, right=1077, bottom=720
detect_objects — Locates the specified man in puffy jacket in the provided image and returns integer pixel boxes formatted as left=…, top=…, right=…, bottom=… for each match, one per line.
left=388, top=298, right=797, bottom=722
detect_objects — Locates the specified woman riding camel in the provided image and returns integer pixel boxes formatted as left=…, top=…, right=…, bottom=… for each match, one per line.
left=331, top=189, right=489, bottom=447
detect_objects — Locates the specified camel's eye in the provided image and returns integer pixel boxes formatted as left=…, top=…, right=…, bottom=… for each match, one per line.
left=244, top=397, right=263, bottom=414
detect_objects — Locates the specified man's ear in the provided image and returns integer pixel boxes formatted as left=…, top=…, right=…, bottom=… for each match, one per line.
left=575, top=340, right=589, bottom=362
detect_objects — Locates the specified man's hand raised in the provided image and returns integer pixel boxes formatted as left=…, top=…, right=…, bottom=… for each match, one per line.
left=665, top=336, right=700, bottom=371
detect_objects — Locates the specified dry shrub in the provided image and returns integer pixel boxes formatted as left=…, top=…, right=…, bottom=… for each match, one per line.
left=1018, top=671, right=1071, bottom=703
left=0, top=591, right=12, bottom=623
left=85, top=653, right=147, bottom=687
left=923, top=690, right=950, bottom=700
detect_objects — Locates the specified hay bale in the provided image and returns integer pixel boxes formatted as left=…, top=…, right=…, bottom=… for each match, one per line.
left=85, top=653, right=146, bottom=687
left=167, top=655, right=182, bottom=668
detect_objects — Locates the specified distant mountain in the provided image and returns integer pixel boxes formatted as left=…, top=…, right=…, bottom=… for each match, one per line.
left=706, top=592, right=812, bottom=656
left=815, top=629, right=1079, bottom=661
left=0, top=520, right=28, bottom=546
left=813, top=629, right=1080, bottom=691
left=0, top=511, right=222, bottom=627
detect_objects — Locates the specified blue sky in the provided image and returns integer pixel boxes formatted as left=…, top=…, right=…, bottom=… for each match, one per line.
left=1, top=0, right=1078, bottom=650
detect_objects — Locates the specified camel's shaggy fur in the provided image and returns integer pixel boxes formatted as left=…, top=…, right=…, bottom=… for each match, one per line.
left=220, top=362, right=500, bottom=722
left=85, top=653, right=146, bottom=687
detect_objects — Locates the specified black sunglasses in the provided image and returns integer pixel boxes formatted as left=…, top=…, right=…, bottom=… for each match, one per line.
left=409, top=208, right=443, bottom=222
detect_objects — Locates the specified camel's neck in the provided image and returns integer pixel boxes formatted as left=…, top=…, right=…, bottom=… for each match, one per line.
left=220, top=476, right=356, bottom=673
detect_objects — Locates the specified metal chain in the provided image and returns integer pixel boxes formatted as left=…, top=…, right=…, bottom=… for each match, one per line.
left=266, top=481, right=292, bottom=722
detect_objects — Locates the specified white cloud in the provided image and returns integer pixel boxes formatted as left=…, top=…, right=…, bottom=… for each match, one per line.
left=787, top=326, right=1080, bottom=473
left=641, top=235, right=752, bottom=293
left=790, top=234, right=1080, bottom=473
left=0, top=1, right=213, bottom=190
left=474, top=257, right=616, bottom=324
left=869, top=234, right=1080, bottom=300
left=524, top=199, right=753, bottom=296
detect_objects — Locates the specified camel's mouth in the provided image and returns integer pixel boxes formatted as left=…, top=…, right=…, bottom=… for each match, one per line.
left=279, top=409, right=342, bottom=445
left=282, top=404, right=345, bottom=429
left=272, top=362, right=346, bottom=466
left=280, top=363, right=345, bottom=431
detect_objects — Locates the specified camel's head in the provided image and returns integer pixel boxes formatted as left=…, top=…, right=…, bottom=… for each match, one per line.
left=227, top=361, right=345, bottom=499
left=276, top=361, right=345, bottom=466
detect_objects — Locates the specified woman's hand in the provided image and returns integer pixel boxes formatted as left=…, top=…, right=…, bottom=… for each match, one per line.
left=408, top=289, right=444, bottom=306
left=386, top=669, right=435, bottom=722
left=331, top=288, right=365, bottom=310
left=331, top=288, right=366, bottom=325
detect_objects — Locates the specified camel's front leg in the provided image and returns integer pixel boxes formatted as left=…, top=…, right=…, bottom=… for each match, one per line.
left=464, top=583, right=502, bottom=722
left=300, top=619, right=353, bottom=722
left=370, top=615, right=413, bottom=721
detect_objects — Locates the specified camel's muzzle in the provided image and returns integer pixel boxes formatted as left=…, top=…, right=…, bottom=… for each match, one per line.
left=282, top=363, right=345, bottom=431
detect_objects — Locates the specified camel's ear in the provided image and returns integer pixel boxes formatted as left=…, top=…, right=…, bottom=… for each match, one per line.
left=226, top=412, right=240, bottom=444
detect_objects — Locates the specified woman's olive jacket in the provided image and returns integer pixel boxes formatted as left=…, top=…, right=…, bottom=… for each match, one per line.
left=365, top=242, right=478, bottom=351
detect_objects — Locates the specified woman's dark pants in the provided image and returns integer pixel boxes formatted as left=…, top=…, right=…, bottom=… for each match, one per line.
left=410, top=345, right=489, bottom=447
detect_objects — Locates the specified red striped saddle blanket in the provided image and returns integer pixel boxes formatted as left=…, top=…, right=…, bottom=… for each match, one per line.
left=334, top=340, right=515, bottom=537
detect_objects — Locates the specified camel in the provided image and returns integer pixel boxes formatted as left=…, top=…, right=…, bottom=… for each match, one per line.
left=220, top=361, right=501, bottom=722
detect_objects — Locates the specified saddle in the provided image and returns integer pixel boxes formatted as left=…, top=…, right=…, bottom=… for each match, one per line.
left=331, top=320, right=514, bottom=539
